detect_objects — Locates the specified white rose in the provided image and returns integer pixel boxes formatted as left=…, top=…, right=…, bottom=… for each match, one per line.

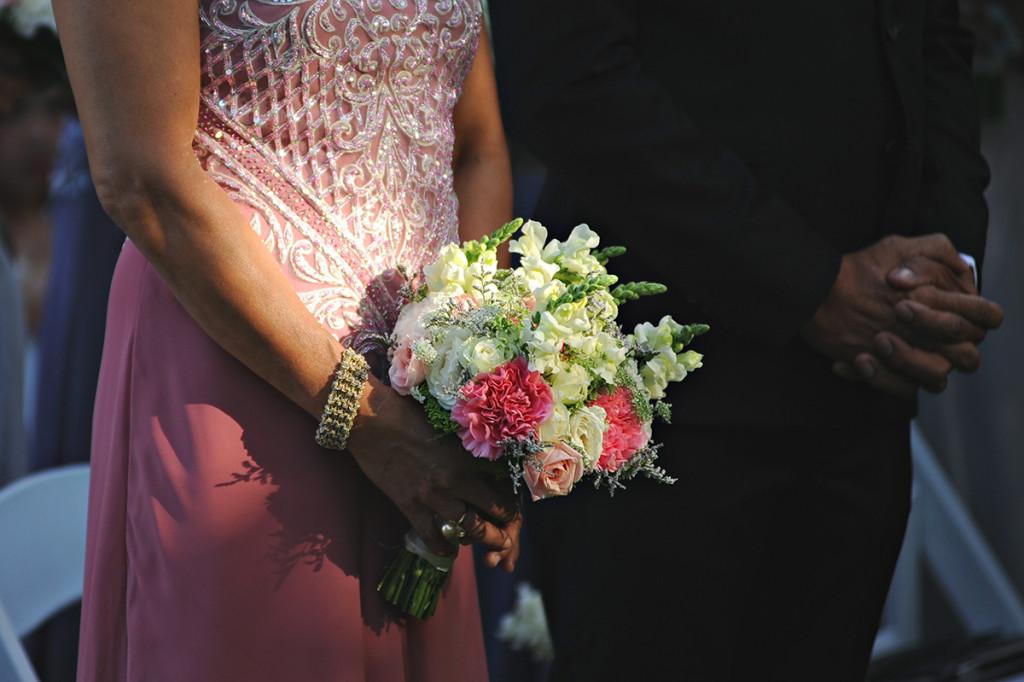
left=461, top=337, right=511, bottom=376
left=425, top=327, right=474, bottom=409
left=568, top=405, right=608, bottom=469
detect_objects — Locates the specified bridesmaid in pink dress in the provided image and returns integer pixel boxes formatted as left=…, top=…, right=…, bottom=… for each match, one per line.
left=51, top=1, right=518, bottom=680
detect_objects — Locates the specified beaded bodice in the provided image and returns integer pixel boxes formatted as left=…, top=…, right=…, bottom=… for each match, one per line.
left=193, top=0, right=481, bottom=352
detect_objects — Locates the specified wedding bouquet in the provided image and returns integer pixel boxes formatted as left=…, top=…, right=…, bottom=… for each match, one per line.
left=376, top=218, right=707, bottom=619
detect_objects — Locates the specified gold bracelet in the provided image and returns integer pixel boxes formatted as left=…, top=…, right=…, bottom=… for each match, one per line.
left=315, top=347, right=369, bottom=451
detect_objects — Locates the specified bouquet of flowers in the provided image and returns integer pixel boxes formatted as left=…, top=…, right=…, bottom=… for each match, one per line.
left=376, top=218, right=707, bottom=619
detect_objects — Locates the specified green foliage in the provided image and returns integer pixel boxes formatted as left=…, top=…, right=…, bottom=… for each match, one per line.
left=671, top=323, right=710, bottom=351
left=610, top=281, right=667, bottom=302
left=463, top=218, right=524, bottom=265
left=423, top=394, right=460, bottom=434
left=593, top=245, right=627, bottom=266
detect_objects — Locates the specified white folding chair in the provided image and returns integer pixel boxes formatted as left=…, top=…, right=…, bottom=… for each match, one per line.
left=0, top=464, right=90, bottom=682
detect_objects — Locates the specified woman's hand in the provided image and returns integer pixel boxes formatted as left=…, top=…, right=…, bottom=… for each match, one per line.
left=347, top=373, right=522, bottom=572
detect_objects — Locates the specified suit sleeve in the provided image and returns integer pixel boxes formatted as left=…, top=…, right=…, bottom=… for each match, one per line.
left=916, top=0, right=990, bottom=272
left=493, top=0, right=842, bottom=347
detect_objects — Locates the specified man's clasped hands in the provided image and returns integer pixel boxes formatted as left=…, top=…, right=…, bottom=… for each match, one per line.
left=802, top=233, right=1004, bottom=397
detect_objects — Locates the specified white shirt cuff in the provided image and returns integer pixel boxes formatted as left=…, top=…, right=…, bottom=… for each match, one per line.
left=960, top=252, right=978, bottom=288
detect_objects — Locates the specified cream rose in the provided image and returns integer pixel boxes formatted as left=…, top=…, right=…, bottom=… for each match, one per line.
left=537, top=401, right=571, bottom=444
left=568, top=405, right=608, bottom=468
left=462, top=337, right=511, bottom=377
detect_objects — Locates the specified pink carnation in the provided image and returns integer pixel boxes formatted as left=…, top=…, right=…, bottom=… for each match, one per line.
left=523, top=442, right=585, bottom=501
left=588, top=387, right=649, bottom=472
left=451, top=356, right=553, bottom=460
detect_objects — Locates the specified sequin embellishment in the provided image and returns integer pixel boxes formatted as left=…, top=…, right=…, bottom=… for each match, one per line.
left=194, top=0, right=481, bottom=355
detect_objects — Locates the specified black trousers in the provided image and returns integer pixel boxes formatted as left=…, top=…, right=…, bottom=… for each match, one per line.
left=524, top=420, right=912, bottom=682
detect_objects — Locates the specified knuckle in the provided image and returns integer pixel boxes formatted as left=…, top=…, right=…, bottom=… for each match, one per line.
left=428, top=467, right=457, bottom=492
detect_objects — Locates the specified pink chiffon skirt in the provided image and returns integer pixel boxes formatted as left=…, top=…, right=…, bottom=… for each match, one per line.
left=77, top=243, right=488, bottom=681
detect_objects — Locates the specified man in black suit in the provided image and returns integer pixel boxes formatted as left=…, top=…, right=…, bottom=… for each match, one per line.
left=489, top=1, right=1004, bottom=679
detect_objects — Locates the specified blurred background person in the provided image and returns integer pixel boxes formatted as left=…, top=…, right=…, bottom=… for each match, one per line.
left=0, top=0, right=72, bottom=468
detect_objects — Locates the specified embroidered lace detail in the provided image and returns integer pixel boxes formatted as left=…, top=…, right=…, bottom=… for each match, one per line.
left=193, top=0, right=481, bottom=354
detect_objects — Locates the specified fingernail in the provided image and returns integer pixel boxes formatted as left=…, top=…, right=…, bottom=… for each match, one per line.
left=896, top=305, right=914, bottom=322
left=878, top=337, right=893, bottom=357
left=860, top=362, right=875, bottom=379
left=893, top=267, right=915, bottom=282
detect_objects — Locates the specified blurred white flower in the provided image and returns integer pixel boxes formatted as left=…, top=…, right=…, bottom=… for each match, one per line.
left=496, top=583, right=555, bottom=663
left=3, top=0, right=56, bottom=38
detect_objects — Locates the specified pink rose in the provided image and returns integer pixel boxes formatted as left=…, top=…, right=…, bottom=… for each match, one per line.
left=452, top=293, right=477, bottom=314
left=451, top=356, right=553, bottom=460
left=523, top=442, right=585, bottom=501
left=588, top=387, right=650, bottom=471
left=388, top=339, right=426, bottom=395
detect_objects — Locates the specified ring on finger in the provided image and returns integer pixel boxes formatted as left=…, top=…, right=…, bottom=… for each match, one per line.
left=438, top=511, right=468, bottom=542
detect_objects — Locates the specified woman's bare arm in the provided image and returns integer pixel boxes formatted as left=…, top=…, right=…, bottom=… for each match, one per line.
left=453, top=28, right=513, bottom=266
left=52, top=0, right=519, bottom=565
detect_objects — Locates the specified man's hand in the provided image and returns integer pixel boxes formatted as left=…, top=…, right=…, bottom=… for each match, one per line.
left=802, top=234, right=1003, bottom=397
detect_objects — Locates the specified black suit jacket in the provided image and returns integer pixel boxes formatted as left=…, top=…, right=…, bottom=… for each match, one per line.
left=491, top=0, right=989, bottom=428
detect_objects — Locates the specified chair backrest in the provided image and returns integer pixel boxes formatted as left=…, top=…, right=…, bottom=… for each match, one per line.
left=0, top=464, right=90, bottom=682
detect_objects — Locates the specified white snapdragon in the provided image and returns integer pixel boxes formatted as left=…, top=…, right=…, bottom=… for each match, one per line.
left=553, top=224, right=602, bottom=278
left=576, top=331, right=627, bottom=384
left=510, top=220, right=563, bottom=291
left=590, top=289, right=620, bottom=326
left=632, top=315, right=679, bottom=351
left=423, top=243, right=472, bottom=296
left=550, top=298, right=592, bottom=336
left=632, top=315, right=704, bottom=399
left=529, top=280, right=566, bottom=316
left=548, top=362, right=590, bottom=405
left=524, top=310, right=577, bottom=375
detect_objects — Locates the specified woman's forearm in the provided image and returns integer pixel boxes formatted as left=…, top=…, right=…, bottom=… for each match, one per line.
left=98, top=160, right=346, bottom=419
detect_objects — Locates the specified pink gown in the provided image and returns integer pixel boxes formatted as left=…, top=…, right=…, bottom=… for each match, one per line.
left=77, top=2, right=489, bottom=680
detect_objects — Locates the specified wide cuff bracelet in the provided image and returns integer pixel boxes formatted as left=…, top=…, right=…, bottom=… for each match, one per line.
left=315, top=347, right=370, bottom=451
